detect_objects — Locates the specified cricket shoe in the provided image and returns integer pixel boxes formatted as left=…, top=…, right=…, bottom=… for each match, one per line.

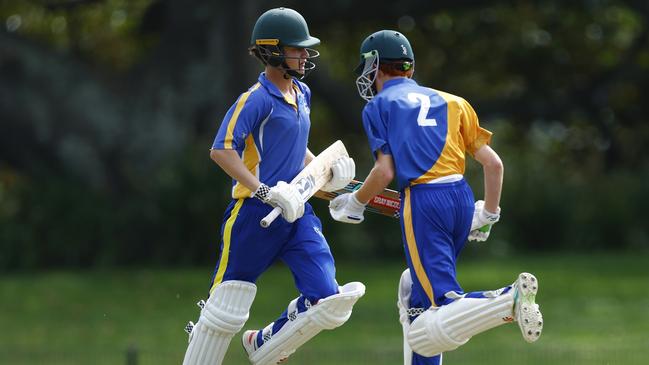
left=242, top=330, right=260, bottom=355
left=242, top=330, right=289, bottom=364
left=513, top=272, right=543, bottom=343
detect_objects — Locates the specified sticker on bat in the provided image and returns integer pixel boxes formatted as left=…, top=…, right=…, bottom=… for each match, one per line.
left=295, top=175, right=316, bottom=201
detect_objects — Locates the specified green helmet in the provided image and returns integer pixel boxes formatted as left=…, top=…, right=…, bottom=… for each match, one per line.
left=355, top=30, right=415, bottom=101
left=250, top=7, right=320, bottom=78
left=354, top=30, right=414, bottom=74
left=250, top=7, right=320, bottom=48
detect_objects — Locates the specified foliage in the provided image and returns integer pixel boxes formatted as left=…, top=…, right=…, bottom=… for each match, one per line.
left=1, top=0, right=648, bottom=269
left=0, top=0, right=154, bottom=70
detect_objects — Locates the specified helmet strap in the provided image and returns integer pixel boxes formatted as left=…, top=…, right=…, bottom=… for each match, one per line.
left=280, top=60, right=299, bottom=79
left=279, top=49, right=319, bottom=80
left=251, top=46, right=319, bottom=80
left=252, top=45, right=284, bottom=67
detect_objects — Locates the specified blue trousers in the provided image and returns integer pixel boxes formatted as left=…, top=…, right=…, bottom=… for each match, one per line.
left=400, top=180, right=474, bottom=365
left=209, top=198, right=338, bottom=342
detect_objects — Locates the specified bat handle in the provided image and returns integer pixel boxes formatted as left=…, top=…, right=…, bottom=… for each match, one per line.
left=260, top=207, right=282, bottom=228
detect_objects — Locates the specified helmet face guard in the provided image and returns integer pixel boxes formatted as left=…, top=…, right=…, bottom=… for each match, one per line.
left=355, top=50, right=379, bottom=101
left=354, top=30, right=415, bottom=100
left=283, top=48, right=319, bottom=79
left=253, top=41, right=319, bottom=80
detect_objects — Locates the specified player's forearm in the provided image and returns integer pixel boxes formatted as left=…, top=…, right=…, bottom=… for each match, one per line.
left=356, top=168, right=392, bottom=204
left=483, top=164, right=503, bottom=212
left=210, top=149, right=261, bottom=192
left=303, top=149, right=316, bottom=167
left=481, top=155, right=503, bottom=213
left=356, top=152, right=395, bottom=204
left=473, top=145, right=503, bottom=212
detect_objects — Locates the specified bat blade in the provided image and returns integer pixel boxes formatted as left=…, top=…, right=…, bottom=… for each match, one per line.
left=314, top=180, right=401, bottom=219
left=260, top=140, right=349, bottom=227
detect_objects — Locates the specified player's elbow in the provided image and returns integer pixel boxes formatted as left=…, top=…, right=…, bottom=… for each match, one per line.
left=483, top=154, right=504, bottom=177
left=383, top=167, right=395, bottom=183
left=375, top=164, right=395, bottom=185
left=210, top=149, right=225, bottom=164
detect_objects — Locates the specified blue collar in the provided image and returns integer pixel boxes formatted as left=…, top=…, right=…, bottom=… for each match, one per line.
left=258, top=72, right=301, bottom=99
left=382, top=77, right=417, bottom=91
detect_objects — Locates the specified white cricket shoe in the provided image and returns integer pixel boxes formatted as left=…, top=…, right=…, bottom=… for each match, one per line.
left=242, top=330, right=289, bottom=364
left=513, top=272, right=543, bottom=343
left=242, top=330, right=259, bottom=356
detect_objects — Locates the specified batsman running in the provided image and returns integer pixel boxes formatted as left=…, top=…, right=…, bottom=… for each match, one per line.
left=329, top=30, right=543, bottom=365
left=182, top=8, right=365, bottom=365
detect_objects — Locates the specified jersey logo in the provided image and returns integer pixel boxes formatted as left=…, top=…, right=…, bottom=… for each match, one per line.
left=299, top=96, right=310, bottom=115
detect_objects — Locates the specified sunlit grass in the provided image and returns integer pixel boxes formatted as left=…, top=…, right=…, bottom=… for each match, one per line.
left=0, top=253, right=647, bottom=364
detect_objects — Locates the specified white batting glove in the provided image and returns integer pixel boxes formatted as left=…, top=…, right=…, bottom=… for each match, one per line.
left=468, top=200, right=500, bottom=242
left=329, top=191, right=366, bottom=224
left=256, top=182, right=305, bottom=223
left=321, top=157, right=356, bottom=192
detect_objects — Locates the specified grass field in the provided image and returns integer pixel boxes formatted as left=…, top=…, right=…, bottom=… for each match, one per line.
left=1, top=252, right=648, bottom=365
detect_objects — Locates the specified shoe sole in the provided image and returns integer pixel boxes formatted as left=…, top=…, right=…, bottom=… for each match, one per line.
left=514, top=272, right=543, bottom=343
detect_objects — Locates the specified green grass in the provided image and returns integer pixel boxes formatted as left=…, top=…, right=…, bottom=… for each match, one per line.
left=1, top=253, right=648, bottom=364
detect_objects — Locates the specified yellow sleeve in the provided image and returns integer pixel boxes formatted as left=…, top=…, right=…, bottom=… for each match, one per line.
left=459, top=98, right=492, bottom=156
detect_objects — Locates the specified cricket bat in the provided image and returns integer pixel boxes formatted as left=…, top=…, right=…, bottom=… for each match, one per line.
left=314, top=180, right=401, bottom=219
left=260, top=140, right=349, bottom=228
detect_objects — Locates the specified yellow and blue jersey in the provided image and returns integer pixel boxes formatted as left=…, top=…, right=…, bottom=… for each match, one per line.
left=212, top=73, right=312, bottom=198
left=362, top=78, right=492, bottom=191
left=208, top=73, right=341, bottom=349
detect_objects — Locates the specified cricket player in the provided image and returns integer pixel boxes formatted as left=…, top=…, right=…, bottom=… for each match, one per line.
left=182, top=8, right=365, bottom=365
left=329, top=30, right=543, bottom=365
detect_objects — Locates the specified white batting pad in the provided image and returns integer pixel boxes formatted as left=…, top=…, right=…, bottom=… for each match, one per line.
left=397, top=269, right=414, bottom=365
left=247, top=282, right=365, bottom=365
left=408, top=290, right=514, bottom=357
left=183, top=280, right=257, bottom=365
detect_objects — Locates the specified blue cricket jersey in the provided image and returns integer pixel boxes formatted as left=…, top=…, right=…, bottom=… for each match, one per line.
left=212, top=73, right=312, bottom=198
left=362, top=78, right=492, bottom=190
left=208, top=74, right=341, bottom=351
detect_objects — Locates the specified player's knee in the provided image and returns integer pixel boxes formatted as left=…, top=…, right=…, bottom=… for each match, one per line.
left=309, top=282, right=366, bottom=329
left=200, top=280, right=257, bottom=334
left=407, top=308, right=467, bottom=357
left=307, top=276, right=339, bottom=303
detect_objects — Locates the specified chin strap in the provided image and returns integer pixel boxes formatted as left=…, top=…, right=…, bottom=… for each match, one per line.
left=254, top=45, right=317, bottom=80
left=282, top=69, right=294, bottom=80
left=280, top=63, right=306, bottom=80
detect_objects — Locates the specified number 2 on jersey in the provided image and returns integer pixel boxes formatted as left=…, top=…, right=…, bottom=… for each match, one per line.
left=407, top=92, right=437, bottom=127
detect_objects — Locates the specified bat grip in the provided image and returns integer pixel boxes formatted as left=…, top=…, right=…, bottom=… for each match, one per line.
left=260, top=207, right=282, bottom=228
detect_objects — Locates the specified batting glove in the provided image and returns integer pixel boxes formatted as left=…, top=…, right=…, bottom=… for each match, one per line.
left=255, top=182, right=305, bottom=223
left=329, top=191, right=366, bottom=224
left=321, top=157, right=356, bottom=192
left=468, top=200, right=500, bottom=242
